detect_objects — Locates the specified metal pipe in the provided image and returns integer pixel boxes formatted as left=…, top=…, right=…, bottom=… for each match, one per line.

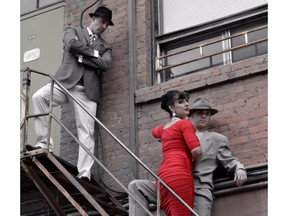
left=128, top=0, right=138, bottom=180
left=214, top=181, right=267, bottom=197
left=80, top=0, right=99, bottom=29
left=47, top=79, right=55, bottom=153
left=214, top=173, right=267, bottom=191
left=245, top=162, right=267, bottom=170
left=156, top=181, right=161, bottom=216
left=21, top=68, right=31, bottom=151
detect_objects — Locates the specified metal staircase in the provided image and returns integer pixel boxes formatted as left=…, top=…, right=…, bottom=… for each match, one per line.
left=21, top=148, right=128, bottom=215
left=20, top=68, right=199, bottom=216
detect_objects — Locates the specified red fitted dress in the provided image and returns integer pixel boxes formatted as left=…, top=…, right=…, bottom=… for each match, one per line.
left=152, top=119, right=200, bottom=216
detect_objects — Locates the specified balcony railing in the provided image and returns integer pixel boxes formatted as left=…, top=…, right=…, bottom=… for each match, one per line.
left=156, top=25, right=268, bottom=83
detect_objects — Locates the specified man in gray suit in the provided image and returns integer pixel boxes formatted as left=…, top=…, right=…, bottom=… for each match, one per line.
left=128, top=97, right=247, bottom=216
left=190, top=96, right=247, bottom=216
left=26, top=6, right=114, bottom=181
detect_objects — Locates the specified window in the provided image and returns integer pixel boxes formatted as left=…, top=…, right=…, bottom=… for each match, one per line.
left=154, top=1, right=268, bottom=83
left=231, top=20, right=268, bottom=62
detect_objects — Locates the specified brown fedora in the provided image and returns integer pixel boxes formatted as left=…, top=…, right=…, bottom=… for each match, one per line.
left=189, top=97, right=218, bottom=116
left=89, top=6, right=114, bottom=26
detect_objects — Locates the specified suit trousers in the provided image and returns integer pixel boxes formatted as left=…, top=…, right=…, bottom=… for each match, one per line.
left=32, top=83, right=97, bottom=179
left=128, top=180, right=212, bottom=216
left=194, top=188, right=214, bottom=216
left=128, top=179, right=166, bottom=216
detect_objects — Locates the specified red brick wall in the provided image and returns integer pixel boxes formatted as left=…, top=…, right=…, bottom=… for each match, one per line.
left=60, top=0, right=133, bottom=191
left=136, top=55, right=268, bottom=178
left=60, top=0, right=268, bottom=190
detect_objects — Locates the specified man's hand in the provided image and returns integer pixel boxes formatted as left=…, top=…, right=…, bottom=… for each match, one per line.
left=234, top=169, right=247, bottom=186
left=78, top=55, right=83, bottom=63
left=93, top=50, right=99, bottom=57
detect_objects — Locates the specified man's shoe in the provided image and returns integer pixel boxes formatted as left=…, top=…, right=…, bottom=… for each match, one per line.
left=25, top=144, right=42, bottom=151
left=80, top=176, right=91, bottom=183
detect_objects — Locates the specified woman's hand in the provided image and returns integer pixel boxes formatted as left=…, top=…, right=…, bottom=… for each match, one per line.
left=191, top=146, right=202, bottom=165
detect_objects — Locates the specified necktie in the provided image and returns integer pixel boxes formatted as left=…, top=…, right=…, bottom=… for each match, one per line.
left=90, top=34, right=96, bottom=44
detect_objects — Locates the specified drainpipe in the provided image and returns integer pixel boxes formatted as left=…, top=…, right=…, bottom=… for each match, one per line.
left=128, top=0, right=138, bottom=179
left=214, top=181, right=267, bottom=197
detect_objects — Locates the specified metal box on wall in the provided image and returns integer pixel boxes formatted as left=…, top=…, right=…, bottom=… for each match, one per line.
left=20, top=2, right=65, bottom=155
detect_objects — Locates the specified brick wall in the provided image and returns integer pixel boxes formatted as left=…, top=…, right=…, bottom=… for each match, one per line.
left=60, top=0, right=132, bottom=191
left=59, top=0, right=268, bottom=190
left=136, top=55, right=268, bottom=178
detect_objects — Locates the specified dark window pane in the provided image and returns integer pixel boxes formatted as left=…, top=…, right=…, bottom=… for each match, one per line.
left=167, top=46, right=200, bottom=78
left=231, top=35, right=245, bottom=47
left=212, top=54, right=223, bottom=66
left=231, top=20, right=267, bottom=62
left=203, top=40, right=223, bottom=66
left=257, top=41, right=268, bottom=55
left=248, top=28, right=267, bottom=42
left=161, top=35, right=223, bottom=80
left=233, top=46, right=256, bottom=62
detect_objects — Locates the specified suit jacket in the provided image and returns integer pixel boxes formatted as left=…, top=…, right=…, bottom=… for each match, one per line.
left=54, top=26, right=112, bottom=103
left=193, top=130, right=245, bottom=190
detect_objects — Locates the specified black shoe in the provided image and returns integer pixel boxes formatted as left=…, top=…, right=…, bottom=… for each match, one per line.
left=80, top=176, right=91, bottom=183
left=26, top=144, right=42, bottom=151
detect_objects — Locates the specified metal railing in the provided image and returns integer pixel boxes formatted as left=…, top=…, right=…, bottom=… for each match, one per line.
left=20, top=67, right=199, bottom=216
left=156, top=25, right=268, bottom=79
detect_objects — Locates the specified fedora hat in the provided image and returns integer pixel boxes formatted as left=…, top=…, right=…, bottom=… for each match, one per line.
left=89, top=6, right=114, bottom=26
left=189, top=97, right=218, bottom=116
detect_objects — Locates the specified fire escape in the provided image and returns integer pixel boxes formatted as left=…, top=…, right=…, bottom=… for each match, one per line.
left=20, top=69, right=130, bottom=215
left=21, top=149, right=128, bottom=216
left=20, top=68, right=199, bottom=216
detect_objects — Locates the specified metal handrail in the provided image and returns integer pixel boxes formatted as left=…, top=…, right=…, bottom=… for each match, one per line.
left=20, top=68, right=199, bottom=215
left=156, top=25, right=268, bottom=72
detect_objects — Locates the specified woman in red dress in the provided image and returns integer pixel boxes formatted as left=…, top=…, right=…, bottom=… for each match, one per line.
left=152, top=90, right=202, bottom=216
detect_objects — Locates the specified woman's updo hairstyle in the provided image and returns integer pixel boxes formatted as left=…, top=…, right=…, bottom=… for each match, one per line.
left=160, top=90, right=189, bottom=117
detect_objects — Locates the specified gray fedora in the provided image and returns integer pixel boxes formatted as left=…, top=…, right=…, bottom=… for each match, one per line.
left=189, top=97, right=218, bottom=116
left=89, top=6, right=114, bottom=26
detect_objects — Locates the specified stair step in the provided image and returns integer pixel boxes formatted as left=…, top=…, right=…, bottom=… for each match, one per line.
left=21, top=150, right=128, bottom=215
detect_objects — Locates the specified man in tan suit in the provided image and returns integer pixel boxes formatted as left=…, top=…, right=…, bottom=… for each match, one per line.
left=26, top=6, right=114, bottom=182
left=128, top=97, right=247, bottom=216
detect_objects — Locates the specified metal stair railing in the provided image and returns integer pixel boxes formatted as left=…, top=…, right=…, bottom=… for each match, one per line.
left=20, top=67, right=199, bottom=216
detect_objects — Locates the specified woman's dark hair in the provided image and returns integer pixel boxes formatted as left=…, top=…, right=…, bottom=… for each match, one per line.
left=160, top=90, right=189, bottom=117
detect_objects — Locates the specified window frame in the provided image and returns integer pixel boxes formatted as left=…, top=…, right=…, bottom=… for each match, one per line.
left=153, top=4, right=268, bottom=84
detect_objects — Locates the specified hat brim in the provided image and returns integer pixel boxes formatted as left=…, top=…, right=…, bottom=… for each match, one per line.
left=189, top=108, right=218, bottom=116
left=89, top=13, right=114, bottom=26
